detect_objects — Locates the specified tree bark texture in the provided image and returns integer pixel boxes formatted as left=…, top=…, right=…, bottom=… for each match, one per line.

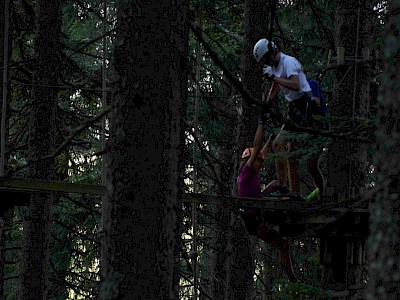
left=324, top=0, right=373, bottom=291
left=0, top=0, right=6, bottom=175
left=222, top=1, right=273, bottom=299
left=0, top=214, right=7, bottom=300
left=0, top=1, right=12, bottom=297
left=238, top=0, right=272, bottom=153
left=328, top=0, right=373, bottom=192
left=99, top=2, right=188, bottom=299
left=210, top=116, right=235, bottom=299
left=366, top=1, right=400, bottom=299
left=18, top=0, right=61, bottom=298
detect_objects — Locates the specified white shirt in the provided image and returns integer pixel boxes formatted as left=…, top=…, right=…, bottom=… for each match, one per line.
left=271, top=53, right=311, bottom=102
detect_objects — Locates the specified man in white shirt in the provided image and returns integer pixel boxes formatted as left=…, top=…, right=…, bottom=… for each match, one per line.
left=253, top=38, right=324, bottom=200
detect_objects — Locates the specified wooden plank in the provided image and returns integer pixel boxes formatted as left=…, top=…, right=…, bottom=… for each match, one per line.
left=362, top=47, right=370, bottom=60
left=337, top=46, right=345, bottom=65
left=0, top=180, right=370, bottom=217
left=183, top=193, right=315, bottom=211
left=300, top=213, right=338, bottom=224
left=0, top=177, right=106, bottom=195
left=0, top=180, right=370, bottom=239
left=0, top=180, right=322, bottom=210
left=327, top=49, right=334, bottom=67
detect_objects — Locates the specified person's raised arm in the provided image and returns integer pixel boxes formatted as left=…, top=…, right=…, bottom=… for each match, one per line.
left=260, top=136, right=273, bottom=158
left=247, top=123, right=266, bottom=167
left=263, top=64, right=300, bottom=92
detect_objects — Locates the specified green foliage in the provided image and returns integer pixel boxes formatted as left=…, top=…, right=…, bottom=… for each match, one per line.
left=50, top=195, right=101, bottom=299
left=182, top=0, right=385, bottom=298
left=3, top=0, right=110, bottom=298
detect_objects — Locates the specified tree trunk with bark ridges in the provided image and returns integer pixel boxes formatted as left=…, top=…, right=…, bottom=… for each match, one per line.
left=366, top=1, right=400, bottom=299
left=18, top=0, right=61, bottom=298
left=323, top=0, right=373, bottom=291
left=99, top=2, right=188, bottom=299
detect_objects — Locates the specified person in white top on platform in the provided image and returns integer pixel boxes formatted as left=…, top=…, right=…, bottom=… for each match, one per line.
left=253, top=38, right=324, bottom=200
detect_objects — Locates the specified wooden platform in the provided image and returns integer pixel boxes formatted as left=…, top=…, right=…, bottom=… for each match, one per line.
left=0, top=177, right=106, bottom=195
left=0, top=177, right=369, bottom=237
left=184, top=193, right=369, bottom=237
left=0, top=177, right=105, bottom=212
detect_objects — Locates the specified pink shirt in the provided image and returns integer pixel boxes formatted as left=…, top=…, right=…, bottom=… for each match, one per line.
left=237, top=164, right=261, bottom=198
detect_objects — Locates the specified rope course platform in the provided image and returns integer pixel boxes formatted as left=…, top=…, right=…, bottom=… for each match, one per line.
left=0, top=177, right=105, bottom=210
left=183, top=193, right=369, bottom=238
left=0, top=177, right=369, bottom=238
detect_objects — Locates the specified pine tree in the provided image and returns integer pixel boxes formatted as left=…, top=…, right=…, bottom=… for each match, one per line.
left=18, top=0, right=62, bottom=298
left=366, top=1, right=400, bottom=298
left=99, top=1, right=188, bottom=298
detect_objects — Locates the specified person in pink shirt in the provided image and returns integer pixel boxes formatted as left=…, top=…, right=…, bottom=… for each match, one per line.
left=237, top=122, right=297, bottom=282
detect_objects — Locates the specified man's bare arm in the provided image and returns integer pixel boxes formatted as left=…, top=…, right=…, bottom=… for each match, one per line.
left=273, top=75, right=300, bottom=91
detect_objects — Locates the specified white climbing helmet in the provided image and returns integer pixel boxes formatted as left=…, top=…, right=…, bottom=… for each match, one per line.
left=253, top=38, right=276, bottom=63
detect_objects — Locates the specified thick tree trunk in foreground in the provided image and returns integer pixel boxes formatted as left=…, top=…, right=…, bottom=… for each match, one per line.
left=18, top=0, right=61, bottom=298
left=0, top=1, right=12, bottom=297
left=366, top=2, right=400, bottom=299
left=99, top=2, right=188, bottom=299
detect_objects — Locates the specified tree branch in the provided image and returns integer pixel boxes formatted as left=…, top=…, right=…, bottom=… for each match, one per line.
left=5, top=106, right=111, bottom=177
left=188, top=21, right=375, bottom=144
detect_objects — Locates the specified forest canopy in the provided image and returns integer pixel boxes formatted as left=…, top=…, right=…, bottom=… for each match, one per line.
left=0, top=0, right=398, bottom=299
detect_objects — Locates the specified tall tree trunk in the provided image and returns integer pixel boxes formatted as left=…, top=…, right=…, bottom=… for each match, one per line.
left=323, top=0, right=373, bottom=290
left=210, top=76, right=235, bottom=299
left=0, top=212, right=11, bottom=300
left=18, top=0, right=61, bottom=298
left=328, top=0, right=373, bottom=192
left=99, top=2, right=188, bottom=299
left=0, top=0, right=12, bottom=297
left=226, top=1, right=272, bottom=299
left=366, top=2, right=400, bottom=299
left=238, top=0, right=272, bottom=151
left=209, top=149, right=233, bottom=299
left=0, top=0, right=10, bottom=176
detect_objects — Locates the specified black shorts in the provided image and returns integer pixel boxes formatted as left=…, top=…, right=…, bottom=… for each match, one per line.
left=287, top=94, right=310, bottom=126
left=287, top=94, right=327, bottom=130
